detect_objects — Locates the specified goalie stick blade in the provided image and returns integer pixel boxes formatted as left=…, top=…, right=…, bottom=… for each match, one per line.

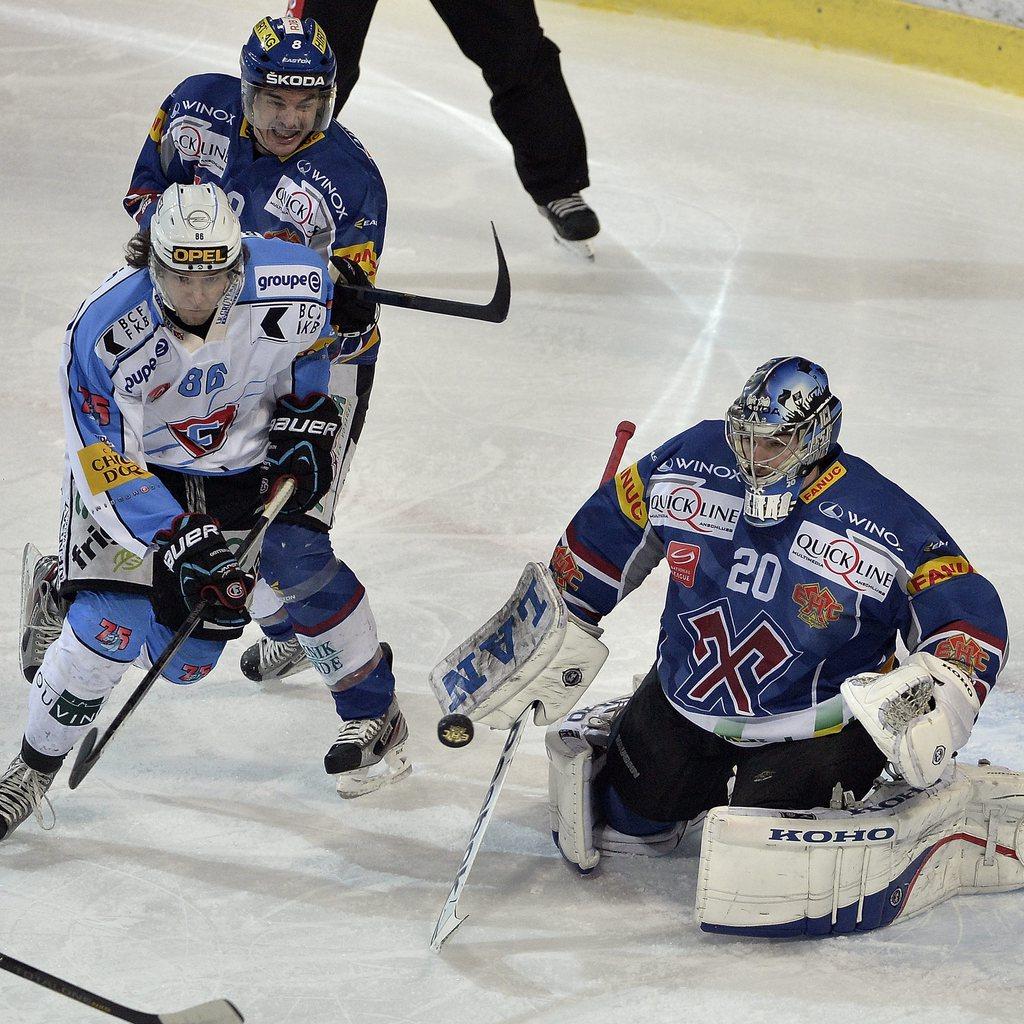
left=429, top=703, right=533, bottom=951
left=333, top=223, right=511, bottom=323
left=159, top=998, right=244, bottom=1024
left=68, top=727, right=99, bottom=790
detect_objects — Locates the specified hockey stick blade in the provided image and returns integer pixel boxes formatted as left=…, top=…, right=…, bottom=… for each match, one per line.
left=430, top=702, right=533, bottom=951
left=159, top=998, right=244, bottom=1024
left=334, top=223, right=510, bottom=323
left=67, top=480, right=296, bottom=790
left=0, top=951, right=243, bottom=1023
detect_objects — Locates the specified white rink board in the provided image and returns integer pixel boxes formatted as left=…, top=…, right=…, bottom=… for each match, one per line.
left=1, top=2, right=1022, bottom=1023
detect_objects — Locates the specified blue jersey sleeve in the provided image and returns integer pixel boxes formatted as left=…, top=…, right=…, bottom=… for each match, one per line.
left=124, top=86, right=187, bottom=229
left=549, top=446, right=668, bottom=625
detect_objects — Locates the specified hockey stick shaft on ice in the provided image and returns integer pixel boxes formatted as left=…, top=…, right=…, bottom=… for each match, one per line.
left=0, top=950, right=243, bottom=1023
left=68, top=478, right=296, bottom=790
left=334, top=223, right=510, bottom=323
left=430, top=420, right=636, bottom=950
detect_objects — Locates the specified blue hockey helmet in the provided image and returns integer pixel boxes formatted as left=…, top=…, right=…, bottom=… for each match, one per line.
left=240, top=16, right=337, bottom=136
left=725, top=357, right=843, bottom=527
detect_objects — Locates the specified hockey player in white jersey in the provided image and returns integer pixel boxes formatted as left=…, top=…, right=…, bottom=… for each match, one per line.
left=0, top=184, right=408, bottom=842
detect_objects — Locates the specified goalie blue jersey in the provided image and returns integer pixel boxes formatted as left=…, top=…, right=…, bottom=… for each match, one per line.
left=124, top=72, right=385, bottom=366
left=552, top=420, right=1007, bottom=744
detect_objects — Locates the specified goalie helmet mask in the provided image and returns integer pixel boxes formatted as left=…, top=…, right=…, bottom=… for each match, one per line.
left=148, top=183, right=243, bottom=319
left=725, top=356, right=843, bottom=527
left=240, top=16, right=337, bottom=136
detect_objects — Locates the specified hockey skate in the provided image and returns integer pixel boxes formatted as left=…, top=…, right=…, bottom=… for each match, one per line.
left=538, top=193, right=600, bottom=261
left=325, top=697, right=411, bottom=798
left=0, top=755, right=57, bottom=842
left=19, top=545, right=67, bottom=683
left=239, top=634, right=308, bottom=682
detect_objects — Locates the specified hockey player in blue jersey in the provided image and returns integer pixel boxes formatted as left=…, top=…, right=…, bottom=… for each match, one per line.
left=125, top=15, right=388, bottom=689
left=432, top=357, right=1021, bottom=935
left=1, top=184, right=409, bottom=842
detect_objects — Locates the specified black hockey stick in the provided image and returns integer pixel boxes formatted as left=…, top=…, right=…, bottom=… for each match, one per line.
left=68, top=479, right=296, bottom=790
left=333, top=223, right=510, bottom=323
left=0, top=950, right=243, bottom=1023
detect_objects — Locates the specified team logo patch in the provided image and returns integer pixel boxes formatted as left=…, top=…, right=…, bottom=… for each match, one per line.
left=78, top=387, right=111, bottom=427
left=614, top=464, right=647, bottom=528
left=678, top=599, right=799, bottom=717
left=332, top=241, right=379, bottom=280
left=907, top=556, right=974, bottom=596
left=934, top=633, right=989, bottom=676
left=791, top=583, right=843, bottom=629
left=666, top=541, right=701, bottom=588
left=168, top=405, right=238, bottom=458
left=96, top=618, right=132, bottom=652
left=180, top=663, right=213, bottom=683
left=551, top=545, right=583, bottom=591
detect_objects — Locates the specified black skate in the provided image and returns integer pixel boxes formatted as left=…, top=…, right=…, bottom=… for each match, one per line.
left=538, top=193, right=600, bottom=260
left=0, top=755, right=57, bottom=842
left=325, top=697, right=411, bottom=798
left=239, top=634, right=308, bottom=682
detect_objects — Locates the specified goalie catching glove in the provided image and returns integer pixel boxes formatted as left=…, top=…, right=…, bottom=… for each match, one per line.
left=429, top=563, right=609, bottom=729
left=152, top=513, right=255, bottom=629
left=262, top=393, right=343, bottom=514
left=841, top=651, right=981, bottom=790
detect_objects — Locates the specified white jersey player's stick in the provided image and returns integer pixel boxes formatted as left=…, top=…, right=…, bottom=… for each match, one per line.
left=67, top=478, right=296, bottom=790
left=429, top=702, right=533, bottom=950
left=0, top=949, right=243, bottom=1023
left=429, top=421, right=636, bottom=951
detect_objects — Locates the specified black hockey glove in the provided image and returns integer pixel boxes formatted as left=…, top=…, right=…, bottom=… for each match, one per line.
left=152, top=513, right=255, bottom=630
left=263, top=393, right=344, bottom=514
left=329, top=255, right=378, bottom=335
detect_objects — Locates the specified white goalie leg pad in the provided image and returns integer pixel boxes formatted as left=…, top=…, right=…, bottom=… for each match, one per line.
left=430, top=563, right=609, bottom=730
left=695, top=762, right=1024, bottom=937
left=546, top=714, right=602, bottom=872
left=842, top=652, right=981, bottom=789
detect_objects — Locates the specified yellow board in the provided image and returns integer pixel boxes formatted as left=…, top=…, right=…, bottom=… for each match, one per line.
left=564, top=0, right=1024, bottom=97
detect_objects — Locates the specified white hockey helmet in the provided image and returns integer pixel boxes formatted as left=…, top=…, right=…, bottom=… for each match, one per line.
left=149, top=183, right=243, bottom=315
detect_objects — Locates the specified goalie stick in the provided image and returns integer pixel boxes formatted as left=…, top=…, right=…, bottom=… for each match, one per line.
left=429, top=420, right=636, bottom=950
left=334, top=223, right=510, bottom=323
left=0, top=950, right=243, bottom=1024
left=68, top=478, right=296, bottom=790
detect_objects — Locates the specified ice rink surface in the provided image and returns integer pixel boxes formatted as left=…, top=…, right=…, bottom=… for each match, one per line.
left=1, top=1, right=1023, bottom=1021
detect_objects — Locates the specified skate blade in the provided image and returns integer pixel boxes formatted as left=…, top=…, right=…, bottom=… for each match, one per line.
left=552, top=234, right=595, bottom=261
left=19, top=542, right=43, bottom=684
left=335, top=742, right=412, bottom=799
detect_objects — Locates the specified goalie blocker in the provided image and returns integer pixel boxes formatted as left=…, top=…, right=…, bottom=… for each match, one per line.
left=428, top=563, right=609, bottom=730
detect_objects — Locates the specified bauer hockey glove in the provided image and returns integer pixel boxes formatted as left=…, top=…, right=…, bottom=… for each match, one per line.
left=329, top=255, right=379, bottom=336
left=152, top=514, right=255, bottom=630
left=262, top=393, right=343, bottom=514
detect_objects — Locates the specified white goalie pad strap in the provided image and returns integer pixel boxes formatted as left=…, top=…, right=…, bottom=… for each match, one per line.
left=546, top=718, right=602, bottom=872
left=841, top=652, right=981, bottom=789
left=695, top=762, right=1024, bottom=938
left=429, top=563, right=609, bottom=729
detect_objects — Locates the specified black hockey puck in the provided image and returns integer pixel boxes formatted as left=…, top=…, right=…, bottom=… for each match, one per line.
left=437, top=713, right=474, bottom=748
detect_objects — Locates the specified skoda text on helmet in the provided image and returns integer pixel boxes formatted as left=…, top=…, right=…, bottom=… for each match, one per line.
left=148, top=183, right=243, bottom=322
left=725, top=356, right=843, bottom=527
left=240, top=16, right=337, bottom=139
